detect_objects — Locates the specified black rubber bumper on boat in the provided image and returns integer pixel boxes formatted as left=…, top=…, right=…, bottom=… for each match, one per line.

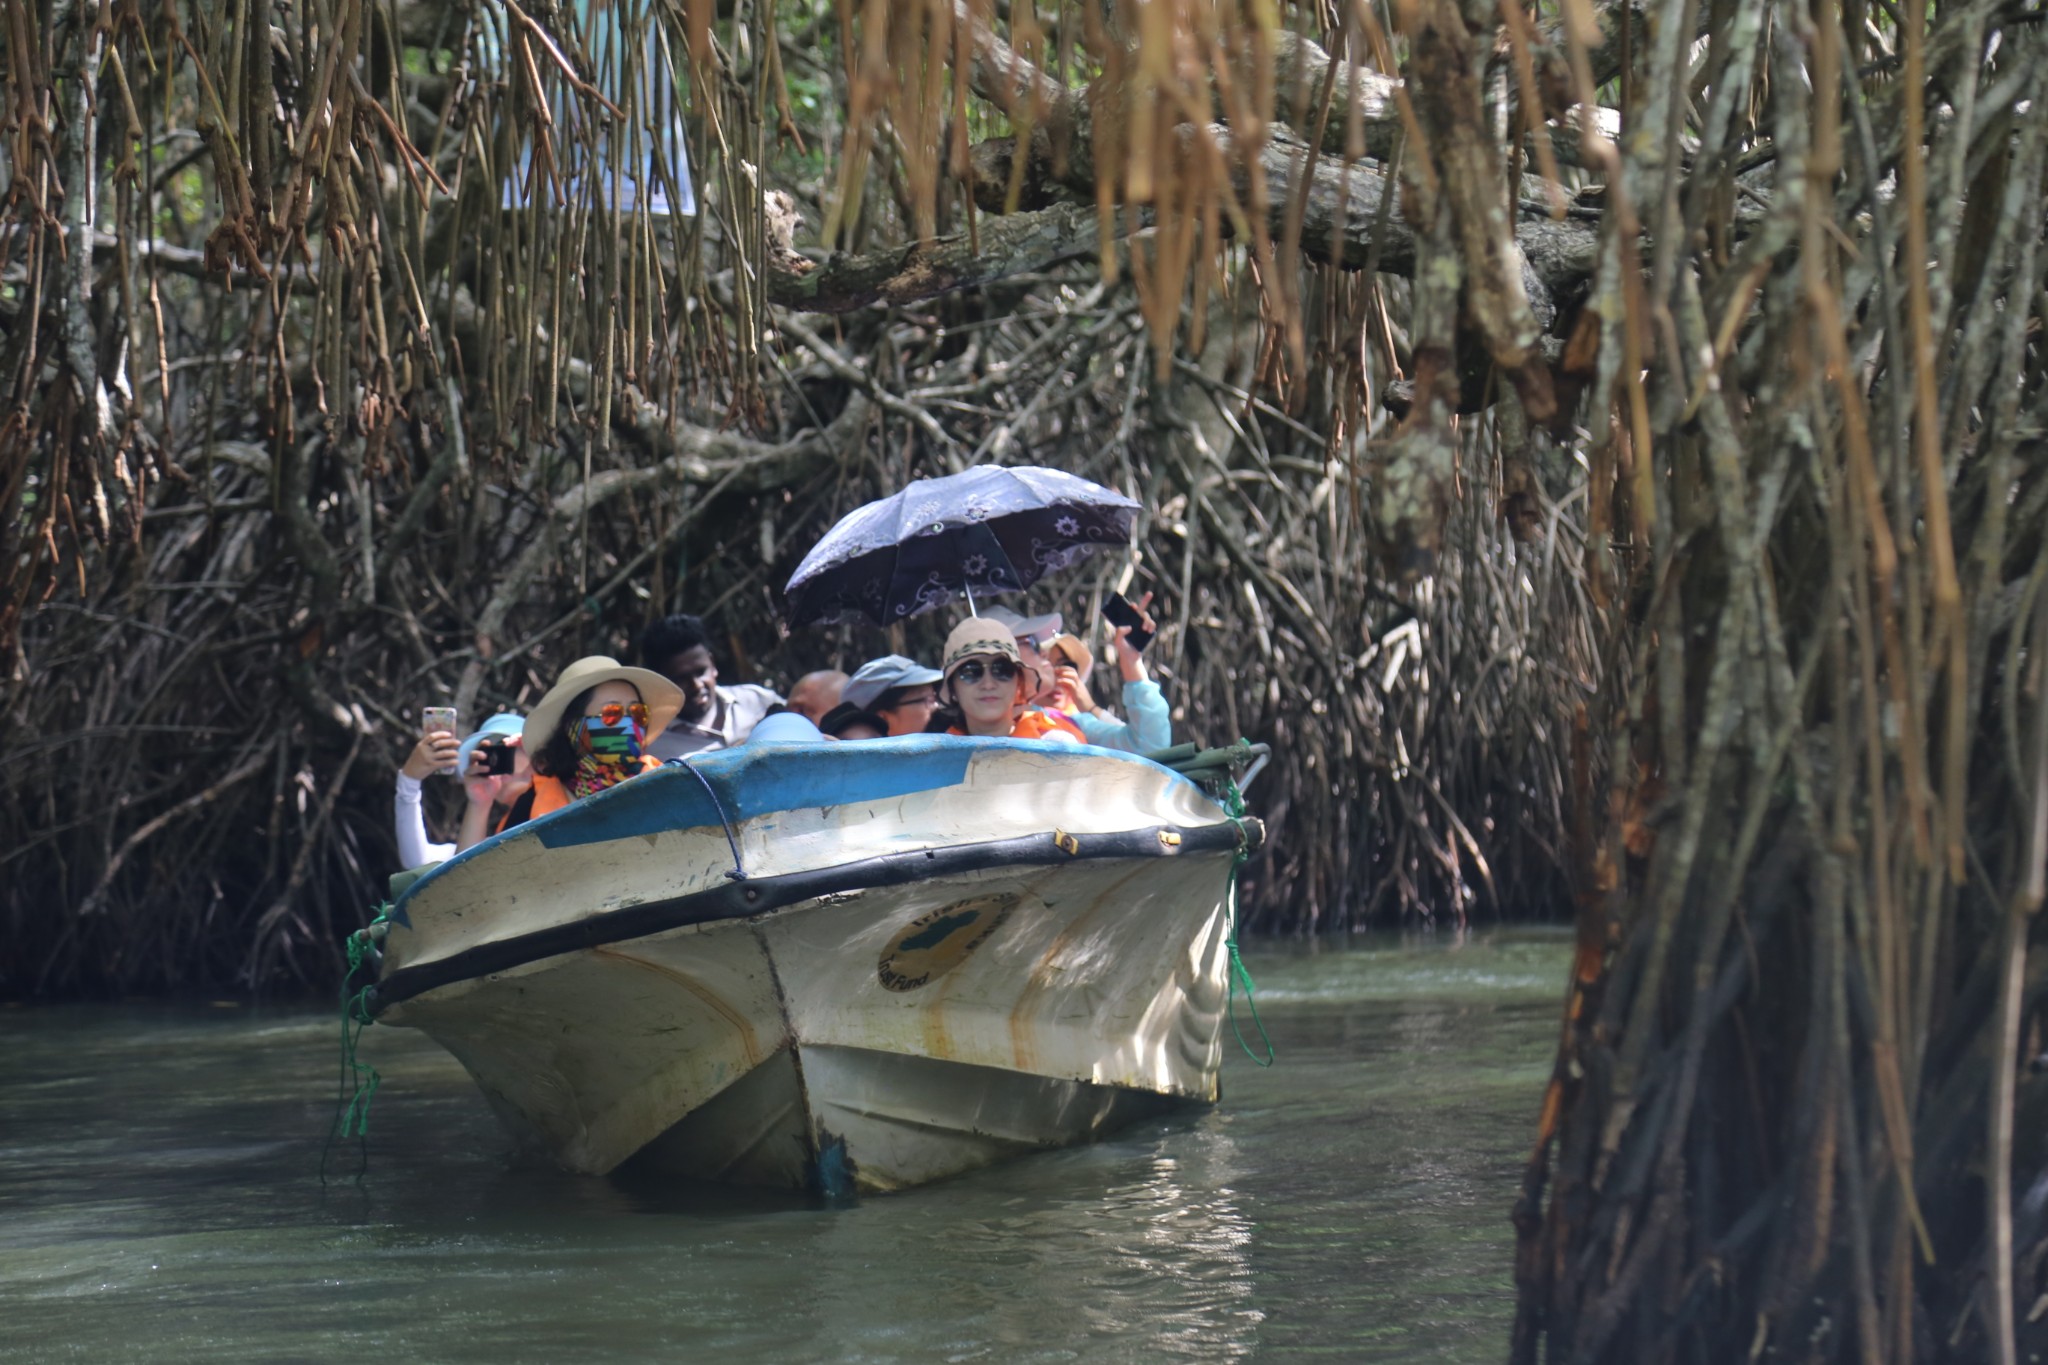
left=366, top=816, right=1265, bottom=1016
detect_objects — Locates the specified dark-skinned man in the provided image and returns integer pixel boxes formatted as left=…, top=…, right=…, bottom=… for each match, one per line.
left=637, top=614, right=783, bottom=760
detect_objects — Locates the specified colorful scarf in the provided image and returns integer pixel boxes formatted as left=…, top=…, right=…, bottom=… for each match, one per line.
left=569, top=716, right=647, bottom=799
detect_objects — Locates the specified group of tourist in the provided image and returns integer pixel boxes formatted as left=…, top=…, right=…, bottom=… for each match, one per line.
left=396, top=597, right=1166, bottom=869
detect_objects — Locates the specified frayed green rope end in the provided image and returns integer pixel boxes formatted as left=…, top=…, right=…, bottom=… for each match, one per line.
left=1219, top=776, right=1276, bottom=1068
left=323, top=903, right=392, bottom=1180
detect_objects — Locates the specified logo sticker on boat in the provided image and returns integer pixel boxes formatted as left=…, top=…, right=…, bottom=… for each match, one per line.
left=878, top=894, right=1017, bottom=992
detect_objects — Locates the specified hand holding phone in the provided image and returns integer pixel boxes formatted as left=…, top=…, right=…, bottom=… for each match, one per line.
left=401, top=730, right=460, bottom=781
left=422, top=706, right=459, bottom=775
left=1100, top=593, right=1154, bottom=654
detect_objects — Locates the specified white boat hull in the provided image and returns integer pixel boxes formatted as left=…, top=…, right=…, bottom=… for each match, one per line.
left=371, top=737, right=1259, bottom=1194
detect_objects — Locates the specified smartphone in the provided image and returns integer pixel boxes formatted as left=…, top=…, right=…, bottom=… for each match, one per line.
left=479, top=738, right=517, bottom=775
left=422, top=706, right=459, bottom=775
left=1100, top=594, right=1153, bottom=653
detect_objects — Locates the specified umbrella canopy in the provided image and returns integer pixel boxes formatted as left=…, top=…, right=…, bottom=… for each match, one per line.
left=784, top=466, right=1139, bottom=627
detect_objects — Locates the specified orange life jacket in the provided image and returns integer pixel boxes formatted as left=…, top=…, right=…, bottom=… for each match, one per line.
left=1013, top=708, right=1087, bottom=742
left=950, top=709, right=1087, bottom=743
left=497, top=756, right=660, bottom=832
left=525, top=774, right=574, bottom=822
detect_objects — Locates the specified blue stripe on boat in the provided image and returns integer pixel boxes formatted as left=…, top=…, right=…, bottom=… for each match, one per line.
left=532, top=738, right=978, bottom=848
left=393, top=734, right=1192, bottom=913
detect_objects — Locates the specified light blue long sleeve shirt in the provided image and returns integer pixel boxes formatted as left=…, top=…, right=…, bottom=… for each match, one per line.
left=1071, top=679, right=1172, bottom=754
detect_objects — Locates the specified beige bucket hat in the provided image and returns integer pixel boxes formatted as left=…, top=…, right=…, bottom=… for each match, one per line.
left=941, top=618, right=1024, bottom=678
left=521, top=656, right=685, bottom=754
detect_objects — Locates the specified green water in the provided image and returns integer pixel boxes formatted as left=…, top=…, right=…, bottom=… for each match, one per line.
left=0, top=931, right=1566, bottom=1363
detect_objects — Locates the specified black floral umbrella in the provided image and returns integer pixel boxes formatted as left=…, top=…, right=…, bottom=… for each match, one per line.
left=783, top=466, right=1140, bottom=628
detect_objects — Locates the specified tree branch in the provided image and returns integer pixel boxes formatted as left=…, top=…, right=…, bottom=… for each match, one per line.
left=1271, top=28, right=1621, bottom=172
left=768, top=201, right=1103, bottom=312
left=453, top=391, right=877, bottom=717
left=770, top=130, right=1602, bottom=314
left=773, top=310, right=962, bottom=452
left=1404, top=0, right=1556, bottom=416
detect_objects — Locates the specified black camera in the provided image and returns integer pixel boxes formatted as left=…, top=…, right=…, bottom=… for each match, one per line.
left=479, top=738, right=517, bottom=775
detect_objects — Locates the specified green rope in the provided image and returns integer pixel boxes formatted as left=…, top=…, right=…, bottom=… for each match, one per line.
left=321, top=902, right=391, bottom=1181
left=1218, top=775, right=1276, bottom=1068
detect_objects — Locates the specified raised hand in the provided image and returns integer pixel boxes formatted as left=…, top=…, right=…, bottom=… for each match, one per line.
left=1111, top=591, right=1156, bottom=681
left=1053, top=663, right=1096, bottom=715
left=402, top=728, right=460, bottom=781
left=463, top=739, right=530, bottom=807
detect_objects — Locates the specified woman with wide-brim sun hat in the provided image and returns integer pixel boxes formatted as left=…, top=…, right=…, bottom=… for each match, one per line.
left=498, top=656, right=685, bottom=832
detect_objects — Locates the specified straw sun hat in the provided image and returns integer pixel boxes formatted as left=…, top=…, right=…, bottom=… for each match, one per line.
left=521, top=656, right=685, bottom=754
left=1047, top=633, right=1095, bottom=684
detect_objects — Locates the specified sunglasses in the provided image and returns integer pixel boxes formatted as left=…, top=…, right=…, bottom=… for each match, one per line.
left=592, top=701, right=650, bottom=727
left=952, top=660, right=1020, bottom=685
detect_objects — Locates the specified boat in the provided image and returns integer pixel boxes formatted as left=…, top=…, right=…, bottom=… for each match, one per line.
left=361, top=734, right=1266, bottom=1195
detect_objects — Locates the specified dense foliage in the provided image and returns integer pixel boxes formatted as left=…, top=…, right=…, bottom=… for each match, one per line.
left=8, top=0, right=2048, bottom=1355
left=1, top=0, right=1591, bottom=997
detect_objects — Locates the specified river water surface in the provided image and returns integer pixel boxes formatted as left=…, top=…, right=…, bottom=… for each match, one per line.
left=0, top=930, right=1566, bottom=1363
